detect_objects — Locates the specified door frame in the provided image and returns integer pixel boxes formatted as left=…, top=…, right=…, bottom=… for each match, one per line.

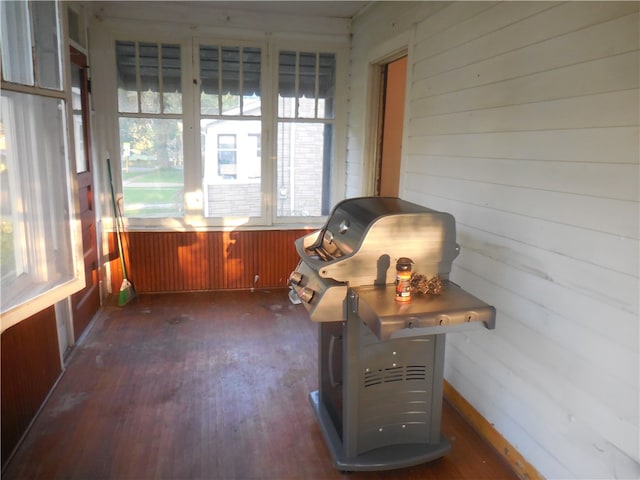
left=375, top=55, right=407, bottom=197
left=362, top=41, right=409, bottom=197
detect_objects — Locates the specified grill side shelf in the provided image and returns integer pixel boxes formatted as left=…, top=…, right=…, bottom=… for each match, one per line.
left=350, top=282, right=496, bottom=341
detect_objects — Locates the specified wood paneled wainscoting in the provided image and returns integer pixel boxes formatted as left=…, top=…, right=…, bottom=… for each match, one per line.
left=1, top=307, right=62, bottom=469
left=109, top=229, right=314, bottom=293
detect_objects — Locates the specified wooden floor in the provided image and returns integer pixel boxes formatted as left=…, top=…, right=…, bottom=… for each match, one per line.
left=3, top=290, right=518, bottom=480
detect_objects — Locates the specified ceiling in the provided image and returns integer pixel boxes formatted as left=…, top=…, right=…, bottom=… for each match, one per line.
left=191, top=1, right=371, bottom=19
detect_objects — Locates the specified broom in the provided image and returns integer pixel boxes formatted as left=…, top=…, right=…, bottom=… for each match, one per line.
left=107, top=158, right=136, bottom=306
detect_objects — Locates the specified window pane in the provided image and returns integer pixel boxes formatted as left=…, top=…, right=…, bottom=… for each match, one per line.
left=116, top=41, right=138, bottom=113
left=162, top=44, right=182, bottom=114
left=71, top=63, right=87, bottom=173
left=242, top=47, right=261, bottom=116
left=278, top=51, right=296, bottom=118
left=297, top=52, right=316, bottom=119
left=221, top=47, right=240, bottom=115
left=201, top=45, right=261, bottom=117
left=67, top=7, right=81, bottom=46
left=139, top=43, right=160, bottom=114
left=118, top=41, right=181, bottom=114
left=217, top=134, right=237, bottom=178
left=318, top=53, right=336, bottom=119
left=1, top=91, right=75, bottom=312
left=119, top=118, right=184, bottom=217
left=1, top=0, right=34, bottom=85
left=202, top=119, right=261, bottom=218
left=32, top=1, right=62, bottom=90
left=200, top=45, right=220, bottom=115
left=278, top=51, right=335, bottom=120
left=277, top=122, right=332, bottom=217
left=277, top=49, right=336, bottom=218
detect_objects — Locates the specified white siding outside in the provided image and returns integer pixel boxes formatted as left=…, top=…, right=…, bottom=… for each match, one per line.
left=348, top=2, right=639, bottom=479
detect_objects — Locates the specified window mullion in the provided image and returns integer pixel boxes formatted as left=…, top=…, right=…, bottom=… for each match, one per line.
left=184, top=37, right=200, bottom=219
left=239, top=47, right=244, bottom=115
left=158, top=43, right=164, bottom=113
left=28, top=1, right=38, bottom=87
left=0, top=81, right=66, bottom=99
left=135, top=42, right=141, bottom=113
left=314, top=52, right=319, bottom=119
left=217, top=46, right=223, bottom=116
left=294, top=51, right=300, bottom=119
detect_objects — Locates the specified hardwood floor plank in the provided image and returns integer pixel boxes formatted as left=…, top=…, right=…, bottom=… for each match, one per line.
left=2, top=290, right=519, bottom=480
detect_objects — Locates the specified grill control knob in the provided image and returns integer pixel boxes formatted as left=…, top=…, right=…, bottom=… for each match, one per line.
left=299, top=287, right=315, bottom=303
left=289, top=271, right=303, bottom=286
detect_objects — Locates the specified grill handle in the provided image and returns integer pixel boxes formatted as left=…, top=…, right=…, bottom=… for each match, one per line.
left=328, top=333, right=342, bottom=388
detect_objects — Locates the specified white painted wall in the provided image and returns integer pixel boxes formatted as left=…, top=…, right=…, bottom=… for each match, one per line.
left=348, top=2, right=639, bottom=479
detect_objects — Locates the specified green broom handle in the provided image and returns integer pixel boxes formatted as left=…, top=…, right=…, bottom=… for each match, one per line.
left=106, top=158, right=129, bottom=280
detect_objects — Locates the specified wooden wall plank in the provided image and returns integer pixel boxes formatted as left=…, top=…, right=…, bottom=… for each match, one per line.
left=409, top=154, right=638, bottom=201
left=410, top=90, right=638, bottom=135
left=413, top=51, right=639, bottom=116
left=407, top=127, right=639, bottom=164
left=412, top=1, right=499, bottom=45
left=413, top=2, right=557, bottom=63
left=413, top=3, right=638, bottom=80
left=422, top=196, right=637, bottom=277
left=413, top=12, right=639, bottom=98
left=405, top=176, right=639, bottom=239
left=450, top=247, right=638, bottom=352
left=1, top=307, right=62, bottom=468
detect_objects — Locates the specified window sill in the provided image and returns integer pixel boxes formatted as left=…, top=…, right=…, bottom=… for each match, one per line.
left=1, top=277, right=85, bottom=334
left=118, top=218, right=325, bottom=233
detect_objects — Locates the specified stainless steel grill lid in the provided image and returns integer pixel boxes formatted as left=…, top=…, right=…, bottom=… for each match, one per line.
left=290, top=197, right=495, bottom=329
left=298, top=197, right=459, bottom=286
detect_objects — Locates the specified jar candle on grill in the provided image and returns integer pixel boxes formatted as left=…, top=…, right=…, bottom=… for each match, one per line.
left=395, top=257, right=413, bottom=302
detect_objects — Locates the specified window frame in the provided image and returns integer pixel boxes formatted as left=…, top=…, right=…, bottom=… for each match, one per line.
left=195, top=37, right=270, bottom=226
left=273, top=45, right=342, bottom=221
left=115, top=39, right=185, bottom=219
left=99, top=28, right=347, bottom=231
left=0, top=0, right=85, bottom=332
left=270, top=39, right=348, bottom=227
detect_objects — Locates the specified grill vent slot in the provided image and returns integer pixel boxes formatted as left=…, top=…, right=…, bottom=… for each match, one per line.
left=363, top=365, right=428, bottom=388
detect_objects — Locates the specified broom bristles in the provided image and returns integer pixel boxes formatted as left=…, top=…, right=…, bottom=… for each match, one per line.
left=118, top=278, right=136, bottom=306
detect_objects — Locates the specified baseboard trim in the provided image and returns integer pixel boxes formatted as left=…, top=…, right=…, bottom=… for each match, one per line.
left=443, top=380, right=545, bottom=480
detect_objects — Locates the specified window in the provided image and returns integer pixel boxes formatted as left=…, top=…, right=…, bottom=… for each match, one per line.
left=108, top=36, right=344, bottom=226
left=200, top=45, right=262, bottom=219
left=1, top=0, right=81, bottom=327
left=1, top=1, right=34, bottom=85
left=116, top=41, right=184, bottom=218
left=217, top=134, right=237, bottom=179
left=71, top=59, right=88, bottom=173
left=277, top=51, right=336, bottom=217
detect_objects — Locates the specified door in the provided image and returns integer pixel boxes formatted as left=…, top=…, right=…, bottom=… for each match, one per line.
left=70, top=47, right=100, bottom=342
left=376, top=56, right=407, bottom=197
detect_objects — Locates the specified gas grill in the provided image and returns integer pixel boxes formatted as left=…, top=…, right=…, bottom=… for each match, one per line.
left=290, top=197, right=496, bottom=471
